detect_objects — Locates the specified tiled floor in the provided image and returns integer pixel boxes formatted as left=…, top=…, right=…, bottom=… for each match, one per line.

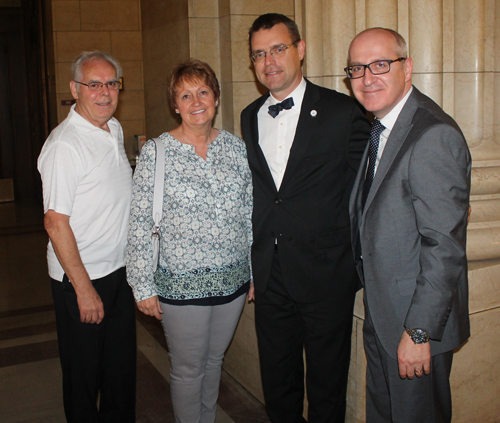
left=0, top=201, right=270, bottom=423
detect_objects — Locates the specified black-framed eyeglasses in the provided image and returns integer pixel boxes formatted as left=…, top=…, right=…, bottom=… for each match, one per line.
left=344, top=57, right=406, bottom=79
left=250, top=40, right=300, bottom=63
left=74, top=80, right=121, bottom=91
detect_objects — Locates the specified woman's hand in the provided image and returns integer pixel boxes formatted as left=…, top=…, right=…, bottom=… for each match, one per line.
left=247, top=282, right=255, bottom=302
left=137, top=295, right=163, bottom=320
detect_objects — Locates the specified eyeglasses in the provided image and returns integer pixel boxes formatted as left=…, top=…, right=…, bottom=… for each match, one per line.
left=344, top=57, right=406, bottom=79
left=250, top=40, right=300, bottom=63
left=74, top=80, right=121, bottom=91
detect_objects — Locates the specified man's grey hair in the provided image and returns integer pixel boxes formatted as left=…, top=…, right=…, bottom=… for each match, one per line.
left=72, top=51, right=122, bottom=83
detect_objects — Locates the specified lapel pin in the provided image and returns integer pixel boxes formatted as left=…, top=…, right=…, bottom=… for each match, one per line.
left=310, top=110, right=317, bottom=117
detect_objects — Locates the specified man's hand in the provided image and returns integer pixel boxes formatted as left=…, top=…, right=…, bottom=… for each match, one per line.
left=137, top=295, right=163, bottom=320
left=75, top=284, right=104, bottom=324
left=397, top=331, right=431, bottom=379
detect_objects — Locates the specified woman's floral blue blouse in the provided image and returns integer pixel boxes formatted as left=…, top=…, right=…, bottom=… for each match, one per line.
left=126, top=130, right=253, bottom=302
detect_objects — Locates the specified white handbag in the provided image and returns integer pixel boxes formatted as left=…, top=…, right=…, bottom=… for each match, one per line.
left=151, top=137, right=165, bottom=270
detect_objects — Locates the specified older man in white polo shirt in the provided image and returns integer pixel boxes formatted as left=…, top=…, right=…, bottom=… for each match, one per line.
left=38, top=51, right=136, bottom=423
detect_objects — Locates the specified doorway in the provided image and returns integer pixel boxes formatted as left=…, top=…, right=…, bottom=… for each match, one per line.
left=0, top=3, right=49, bottom=204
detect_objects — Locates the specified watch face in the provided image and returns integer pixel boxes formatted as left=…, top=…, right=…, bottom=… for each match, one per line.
left=411, top=329, right=429, bottom=344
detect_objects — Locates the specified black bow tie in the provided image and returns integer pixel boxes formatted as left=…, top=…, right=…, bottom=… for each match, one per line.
left=268, top=97, right=294, bottom=118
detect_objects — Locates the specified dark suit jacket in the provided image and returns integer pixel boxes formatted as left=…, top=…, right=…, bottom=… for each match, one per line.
left=241, top=79, right=371, bottom=302
left=350, top=87, right=471, bottom=358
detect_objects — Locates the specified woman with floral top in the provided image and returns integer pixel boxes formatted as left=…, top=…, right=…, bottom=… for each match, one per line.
left=126, top=59, right=253, bottom=423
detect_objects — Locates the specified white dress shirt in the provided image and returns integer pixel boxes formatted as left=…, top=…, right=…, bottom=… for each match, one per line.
left=257, top=78, right=307, bottom=189
left=374, top=86, right=413, bottom=176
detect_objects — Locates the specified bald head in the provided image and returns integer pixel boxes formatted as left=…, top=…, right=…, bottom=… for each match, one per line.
left=348, top=28, right=407, bottom=63
left=347, top=27, right=413, bottom=119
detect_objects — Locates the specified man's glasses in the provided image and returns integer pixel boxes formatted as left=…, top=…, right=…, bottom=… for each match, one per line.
left=74, top=80, right=122, bottom=91
left=344, top=57, right=406, bottom=79
left=250, top=40, right=300, bottom=63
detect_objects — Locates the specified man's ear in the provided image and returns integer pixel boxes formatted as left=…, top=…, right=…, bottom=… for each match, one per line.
left=69, top=81, right=78, bottom=100
left=297, top=39, right=306, bottom=61
left=404, top=57, right=414, bottom=82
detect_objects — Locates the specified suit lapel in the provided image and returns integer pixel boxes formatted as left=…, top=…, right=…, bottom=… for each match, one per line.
left=351, top=144, right=370, bottom=220
left=350, top=143, right=370, bottom=260
left=279, top=80, right=321, bottom=192
left=247, top=93, right=277, bottom=191
left=363, top=89, right=419, bottom=214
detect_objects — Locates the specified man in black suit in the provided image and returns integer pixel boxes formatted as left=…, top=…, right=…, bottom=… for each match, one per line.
left=240, top=13, right=371, bottom=423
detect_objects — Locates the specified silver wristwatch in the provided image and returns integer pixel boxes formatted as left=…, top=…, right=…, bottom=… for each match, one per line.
left=406, top=328, right=430, bottom=344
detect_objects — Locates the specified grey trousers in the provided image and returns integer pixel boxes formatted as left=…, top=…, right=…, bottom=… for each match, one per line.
left=160, top=294, right=246, bottom=423
left=364, top=307, right=453, bottom=423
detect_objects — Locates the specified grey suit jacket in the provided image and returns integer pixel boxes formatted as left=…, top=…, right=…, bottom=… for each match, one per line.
left=349, top=87, right=471, bottom=359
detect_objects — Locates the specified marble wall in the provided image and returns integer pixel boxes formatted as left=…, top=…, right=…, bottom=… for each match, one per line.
left=50, top=0, right=145, bottom=159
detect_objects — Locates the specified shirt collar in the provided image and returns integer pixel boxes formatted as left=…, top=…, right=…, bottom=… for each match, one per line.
left=267, top=77, right=307, bottom=110
left=379, top=85, right=413, bottom=131
left=68, top=103, right=119, bottom=135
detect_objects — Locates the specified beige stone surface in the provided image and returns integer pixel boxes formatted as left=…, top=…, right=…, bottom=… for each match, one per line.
left=454, top=72, right=484, bottom=149
left=55, top=62, right=73, bottom=94
left=141, top=0, right=188, bottom=28
left=470, top=165, right=500, bottom=196
left=224, top=301, right=264, bottom=403
left=120, top=60, right=143, bottom=91
left=411, top=73, right=443, bottom=107
left=302, top=1, right=324, bottom=78
left=229, top=15, right=259, bottom=83
left=120, top=118, right=146, bottom=159
left=441, top=0, right=455, bottom=73
left=189, top=0, right=218, bottom=18
left=81, top=1, right=140, bottom=31
left=52, top=1, right=80, bottom=32
left=188, top=17, right=220, bottom=75
left=467, top=226, right=500, bottom=262
left=227, top=0, right=293, bottom=16
left=142, top=22, right=189, bottom=63
left=442, top=71, right=455, bottom=119
left=365, top=0, right=398, bottom=29
left=111, top=31, right=143, bottom=61
left=55, top=93, right=74, bottom=124
left=322, top=0, right=357, bottom=76
left=454, top=0, right=485, bottom=72
left=468, top=197, right=500, bottom=223
left=451, top=307, right=500, bottom=423
left=346, top=316, right=366, bottom=423
left=218, top=15, right=232, bottom=82
left=114, top=90, right=145, bottom=121
left=232, top=81, right=264, bottom=136
left=55, top=31, right=111, bottom=63
left=219, top=81, right=234, bottom=134
left=409, top=0, right=442, bottom=73
left=468, top=260, right=500, bottom=313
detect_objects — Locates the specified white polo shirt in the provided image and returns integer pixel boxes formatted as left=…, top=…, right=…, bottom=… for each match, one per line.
left=38, top=105, right=132, bottom=282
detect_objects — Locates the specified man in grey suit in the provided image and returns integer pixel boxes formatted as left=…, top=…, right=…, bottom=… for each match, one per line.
left=347, top=28, right=471, bottom=422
